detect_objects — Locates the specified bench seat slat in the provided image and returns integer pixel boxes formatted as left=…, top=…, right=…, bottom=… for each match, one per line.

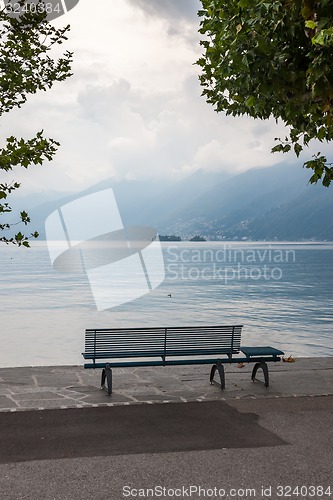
left=85, top=325, right=242, bottom=332
left=84, top=340, right=239, bottom=348
left=83, top=348, right=238, bottom=360
left=85, top=333, right=242, bottom=340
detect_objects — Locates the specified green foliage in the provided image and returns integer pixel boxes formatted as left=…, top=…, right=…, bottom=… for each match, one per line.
left=0, top=1, right=73, bottom=246
left=197, top=0, right=333, bottom=186
left=304, top=154, right=333, bottom=186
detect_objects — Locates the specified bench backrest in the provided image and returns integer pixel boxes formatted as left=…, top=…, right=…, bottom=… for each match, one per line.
left=84, top=325, right=243, bottom=360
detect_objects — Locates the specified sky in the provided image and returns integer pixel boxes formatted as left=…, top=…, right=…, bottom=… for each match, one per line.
left=2, top=0, right=332, bottom=196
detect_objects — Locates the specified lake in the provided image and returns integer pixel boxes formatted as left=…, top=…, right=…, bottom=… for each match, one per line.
left=0, top=241, right=332, bottom=367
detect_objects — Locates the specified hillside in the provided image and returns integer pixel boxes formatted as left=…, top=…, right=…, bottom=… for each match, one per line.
left=18, top=162, right=333, bottom=241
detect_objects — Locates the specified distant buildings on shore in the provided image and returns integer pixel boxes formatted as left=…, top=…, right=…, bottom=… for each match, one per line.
left=159, top=235, right=206, bottom=242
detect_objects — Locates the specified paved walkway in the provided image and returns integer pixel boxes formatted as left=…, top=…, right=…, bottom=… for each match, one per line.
left=0, top=358, right=332, bottom=499
left=0, top=357, right=332, bottom=412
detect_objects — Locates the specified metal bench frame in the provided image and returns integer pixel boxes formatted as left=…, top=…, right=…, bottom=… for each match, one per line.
left=82, top=325, right=284, bottom=395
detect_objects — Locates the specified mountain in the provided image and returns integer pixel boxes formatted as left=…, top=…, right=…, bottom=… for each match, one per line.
left=169, top=162, right=307, bottom=220
left=248, top=184, right=333, bottom=240
left=14, top=162, right=333, bottom=241
left=26, top=169, right=231, bottom=238
left=156, top=162, right=333, bottom=240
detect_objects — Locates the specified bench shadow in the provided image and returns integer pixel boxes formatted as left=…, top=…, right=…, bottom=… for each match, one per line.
left=0, top=400, right=287, bottom=464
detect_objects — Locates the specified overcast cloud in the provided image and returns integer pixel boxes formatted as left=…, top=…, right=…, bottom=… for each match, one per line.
left=2, top=0, right=326, bottom=197
left=128, top=0, right=200, bottom=22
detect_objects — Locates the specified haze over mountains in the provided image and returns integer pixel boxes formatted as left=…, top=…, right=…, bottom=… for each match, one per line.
left=22, top=161, right=333, bottom=241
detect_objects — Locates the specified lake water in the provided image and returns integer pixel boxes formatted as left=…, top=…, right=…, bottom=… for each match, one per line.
left=0, top=241, right=332, bottom=367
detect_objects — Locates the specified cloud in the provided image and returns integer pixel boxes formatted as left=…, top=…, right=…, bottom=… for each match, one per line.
left=1, top=68, right=296, bottom=196
left=71, top=73, right=295, bottom=181
left=127, top=0, right=201, bottom=23
left=1, top=0, right=312, bottom=199
left=126, top=0, right=202, bottom=44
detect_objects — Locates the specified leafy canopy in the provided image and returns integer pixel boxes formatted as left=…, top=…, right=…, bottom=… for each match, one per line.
left=0, top=1, right=73, bottom=246
left=197, top=0, right=333, bottom=186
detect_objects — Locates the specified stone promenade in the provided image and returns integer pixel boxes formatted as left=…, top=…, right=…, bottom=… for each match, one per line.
left=0, top=357, right=332, bottom=500
left=0, top=357, right=332, bottom=412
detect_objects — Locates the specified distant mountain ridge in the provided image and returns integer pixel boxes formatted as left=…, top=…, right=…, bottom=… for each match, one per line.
left=23, top=162, right=333, bottom=241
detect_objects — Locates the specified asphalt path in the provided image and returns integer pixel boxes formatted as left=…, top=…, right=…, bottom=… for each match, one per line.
left=0, top=400, right=286, bottom=464
left=0, top=396, right=332, bottom=499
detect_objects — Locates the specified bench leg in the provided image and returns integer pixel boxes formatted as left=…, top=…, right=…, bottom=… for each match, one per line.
left=251, top=362, right=269, bottom=388
left=210, top=363, right=225, bottom=390
left=101, top=364, right=113, bottom=395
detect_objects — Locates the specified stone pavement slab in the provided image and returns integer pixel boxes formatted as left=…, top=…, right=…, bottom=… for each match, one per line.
left=0, top=357, right=332, bottom=412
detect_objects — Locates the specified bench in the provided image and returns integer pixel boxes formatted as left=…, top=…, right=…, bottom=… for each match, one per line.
left=82, top=325, right=284, bottom=395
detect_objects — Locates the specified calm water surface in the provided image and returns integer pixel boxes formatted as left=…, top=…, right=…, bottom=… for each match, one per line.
left=0, top=241, right=332, bottom=367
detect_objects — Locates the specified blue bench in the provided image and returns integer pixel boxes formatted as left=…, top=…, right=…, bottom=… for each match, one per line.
left=82, top=325, right=284, bottom=395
